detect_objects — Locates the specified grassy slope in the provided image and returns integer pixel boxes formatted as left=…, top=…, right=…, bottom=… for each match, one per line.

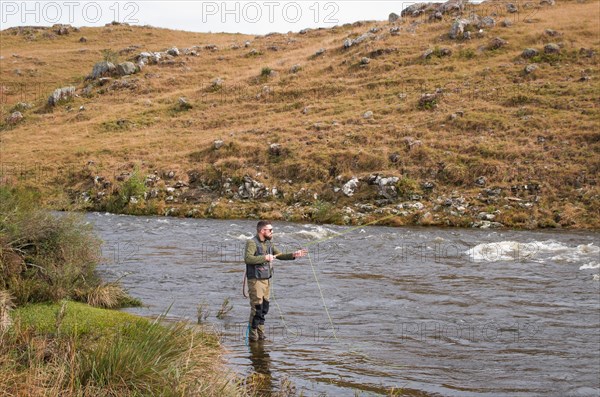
left=0, top=0, right=598, bottom=228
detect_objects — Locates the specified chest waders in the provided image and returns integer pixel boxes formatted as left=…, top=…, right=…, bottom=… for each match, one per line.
left=244, top=236, right=272, bottom=341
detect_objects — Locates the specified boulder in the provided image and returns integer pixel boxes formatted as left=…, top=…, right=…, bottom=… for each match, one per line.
left=238, top=176, right=267, bottom=199
left=91, top=61, right=116, bottom=79
left=522, top=48, right=539, bottom=58
left=389, top=12, right=400, bottom=23
left=488, top=37, right=508, bottom=50
left=342, top=177, right=359, bottom=197
left=544, top=43, right=560, bottom=54
left=47, top=86, right=76, bottom=106
left=116, top=61, right=136, bottom=76
left=438, top=0, right=464, bottom=14
left=524, top=64, right=538, bottom=74
left=269, top=143, right=282, bottom=156
left=449, top=18, right=472, bottom=39
left=6, top=111, right=23, bottom=124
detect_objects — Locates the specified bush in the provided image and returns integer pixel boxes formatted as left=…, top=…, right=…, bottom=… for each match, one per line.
left=0, top=186, right=134, bottom=307
left=106, top=168, right=146, bottom=213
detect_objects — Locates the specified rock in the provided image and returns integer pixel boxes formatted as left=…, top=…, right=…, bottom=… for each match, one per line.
left=544, top=28, right=560, bottom=37
left=477, top=212, right=496, bottom=221
left=478, top=16, right=495, bottom=29
left=343, top=39, right=353, bottom=49
left=430, top=11, right=443, bottom=21
left=342, top=177, right=359, bottom=197
left=116, top=61, right=136, bottom=76
left=579, top=48, right=596, bottom=58
left=290, top=64, right=301, bottom=73
left=11, top=102, right=31, bottom=112
left=484, top=188, right=503, bottom=196
left=90, top=61, right=116, bottom=79
left=239, top=175, right=267, bottom=199
left=449, top=18, right=472, bottom=39
left=167, top=47, right=180, bottom=56
left=54, top=24, right=70, bottom=35
left=475, top=176, right=487, bottom=187
left=438, top=0, right=464, bottom=14
left=47, top=86, right=76, bottom=106
left=178, top=97, right=192, bottom=110
left=390, top=26, right=401, bottom=36
left=418, top=93, right=440, bottom=109
left=79, top=36, right=87, bottom=42
left=6, top=111, right=23, bottom=124
left=211, top=77, right=223, bottom=88
left=423, top=47, right=451, bottom=59
left=213, top=140, right=224, bottom=150
left=360, top=57, right=371, bottom=65
left=205, top=44, right=218, bottom=51
left=501, top=19, right=513, bottom=27
left=164, top=170, right=176, bottom=180
left=422, top=181, right=435, bottom=190
left=506, top=3, right=518, bottom=12
left=403, top=137, right=423, bottom=149
left=353, top=32, right=375, bottom=45
left=389, top=153, right=400, bottom=163
left=524, top=64, right=538, bottom=74
left=389, top=12, right=400, bottom=23
left=269, top=143, right=282, bottom=156
left=540, top=0, right=555, bottom=5
left=401, top=3, right=430, bottom=17
left=544, top=43, right=560, bottom=54
left=363, top=110, right=374, bottom=119
left=522, top=48, right=539, bottom=58
left=315, top=48, right=326, bottom=56
left=488, top=37, right=508, bottom=50
left=472, top=220, right=504, bottom=229
left=138, top=52, right=161, bottom=65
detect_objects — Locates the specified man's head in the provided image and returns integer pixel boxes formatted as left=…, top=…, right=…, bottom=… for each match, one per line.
left=256, top=220, right=273, bottom=241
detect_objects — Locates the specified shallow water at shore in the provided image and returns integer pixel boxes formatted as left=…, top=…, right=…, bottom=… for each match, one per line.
left=86, top=212, right=600, bottom=396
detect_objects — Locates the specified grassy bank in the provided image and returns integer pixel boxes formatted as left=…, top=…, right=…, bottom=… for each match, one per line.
left=0, top=301, right=240, bottom=397
left=0, top=0, right=598, bottom=229
left=0, top=186, right=243, bottom=396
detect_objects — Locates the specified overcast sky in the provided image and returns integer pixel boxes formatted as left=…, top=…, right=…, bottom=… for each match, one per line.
left=0, top=1, right=431, bottom=35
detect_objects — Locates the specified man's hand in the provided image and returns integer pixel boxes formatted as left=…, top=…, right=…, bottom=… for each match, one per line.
left=293, top=249, right=308, bottom=258
left=265, top=254, right=276, bottom=262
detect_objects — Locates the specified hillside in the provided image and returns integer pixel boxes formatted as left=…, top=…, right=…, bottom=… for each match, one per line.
left=0, top=0, right=598, bottom=229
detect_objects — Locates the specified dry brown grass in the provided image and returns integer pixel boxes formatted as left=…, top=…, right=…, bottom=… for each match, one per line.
left=0, top=0, right=598, bottom=228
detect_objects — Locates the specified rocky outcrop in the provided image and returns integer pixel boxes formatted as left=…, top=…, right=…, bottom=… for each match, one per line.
left=47, top=86, right=76, bottom=106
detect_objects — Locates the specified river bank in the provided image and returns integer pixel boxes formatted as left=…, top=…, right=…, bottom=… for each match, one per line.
left=0, top=187, right=245, bottom=396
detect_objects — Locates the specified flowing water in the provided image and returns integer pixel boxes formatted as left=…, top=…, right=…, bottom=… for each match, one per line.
left=85, top=212, right=600, bottom=396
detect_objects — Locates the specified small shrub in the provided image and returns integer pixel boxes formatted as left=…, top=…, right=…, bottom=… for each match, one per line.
left=260, top=67, right=272, bottom=77
left=100, top=48, right=119, bottom=64
left=216, top=297, right=233, bottom=319
left=396, top=177, right=419, bottom=198
left=458, top=48, right=476, bottom=59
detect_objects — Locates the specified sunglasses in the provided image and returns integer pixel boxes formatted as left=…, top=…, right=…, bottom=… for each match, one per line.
left=262, top=228, right=273, bottom=232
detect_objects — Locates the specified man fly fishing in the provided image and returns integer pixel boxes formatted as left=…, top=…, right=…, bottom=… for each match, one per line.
left=244, top=220, right=308, bottom=342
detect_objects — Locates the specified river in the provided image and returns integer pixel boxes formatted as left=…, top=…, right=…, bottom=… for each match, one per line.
left=86, top=212, right=600, bottom=396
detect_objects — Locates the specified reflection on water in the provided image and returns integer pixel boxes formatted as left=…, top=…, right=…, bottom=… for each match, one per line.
left=248, top=342, right=274, bottom=396
left=85, top=212, right=600, bottom=397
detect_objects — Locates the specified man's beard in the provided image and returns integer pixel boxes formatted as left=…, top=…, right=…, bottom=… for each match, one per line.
left=264, top=235, right=272, bottom=241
